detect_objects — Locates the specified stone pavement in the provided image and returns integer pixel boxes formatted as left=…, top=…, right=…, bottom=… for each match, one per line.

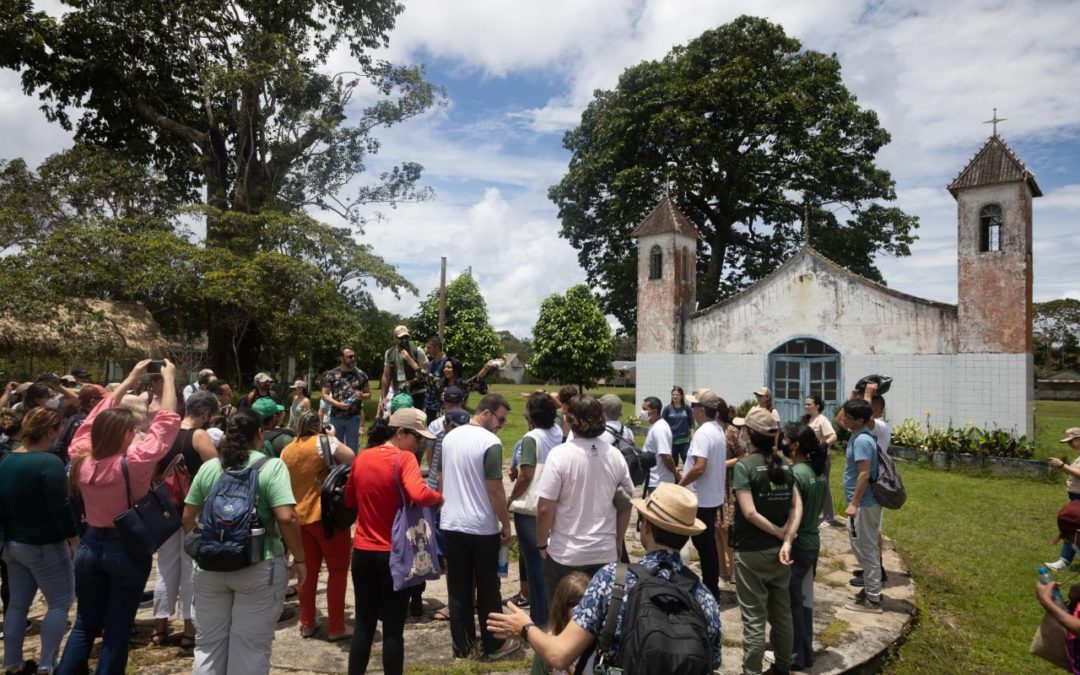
left=13, top=473, right=914, bottom=674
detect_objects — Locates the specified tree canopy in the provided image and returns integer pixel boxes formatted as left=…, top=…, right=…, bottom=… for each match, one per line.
left=0, top=0, right=439, bottom=379
left=528, top=285, right=614, bottom=390
left=413, top=273, right=502, bottom=376
left=550, top=15, right=918, bottom=331
left=1034, top=299, right=1080, bottom=377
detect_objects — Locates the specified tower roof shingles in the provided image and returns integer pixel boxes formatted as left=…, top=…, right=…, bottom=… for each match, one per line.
left=947, top=135, right=1042, bottom=198
left=630, top=196, right=703, bottom=240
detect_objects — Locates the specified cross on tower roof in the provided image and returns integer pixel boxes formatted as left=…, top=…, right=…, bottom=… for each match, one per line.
left=983, top=108, right=1006, bottom=137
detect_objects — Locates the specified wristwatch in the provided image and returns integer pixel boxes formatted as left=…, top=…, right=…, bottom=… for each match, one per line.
left=520, top=623, right=535, bottom=644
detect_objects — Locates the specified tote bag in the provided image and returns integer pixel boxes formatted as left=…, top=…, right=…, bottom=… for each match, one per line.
left=389, top=451, right=442, bottom=591
left=509, top=461, right=544, bottom=516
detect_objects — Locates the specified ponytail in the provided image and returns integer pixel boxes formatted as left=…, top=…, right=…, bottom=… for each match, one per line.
left=748, top=428, right=788, bottom=486
left=221, top=410, right=261, bottom=469
left=783, top=422, right=828, bottom=477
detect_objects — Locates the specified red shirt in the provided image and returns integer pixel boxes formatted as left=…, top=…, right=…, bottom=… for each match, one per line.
left=344, top=444, right=442, bottom=551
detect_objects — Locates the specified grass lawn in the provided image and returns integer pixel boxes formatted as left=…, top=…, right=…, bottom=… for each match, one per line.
left=866, top=461, right=1066, bottom=673
left=1034, top=399, right=1080, bottom=460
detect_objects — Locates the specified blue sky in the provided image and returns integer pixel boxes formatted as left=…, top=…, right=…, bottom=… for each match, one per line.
left=3, top=0, right=1079, bottom=338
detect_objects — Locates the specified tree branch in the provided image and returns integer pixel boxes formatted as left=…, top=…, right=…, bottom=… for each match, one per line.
left=133, top=98, right=208, bottom=147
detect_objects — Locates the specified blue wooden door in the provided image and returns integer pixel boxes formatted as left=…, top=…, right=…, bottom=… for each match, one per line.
left=768, top=338, right=841, bottom=426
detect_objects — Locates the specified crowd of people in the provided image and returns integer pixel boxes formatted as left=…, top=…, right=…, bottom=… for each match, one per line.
left=0, top=327, right=902, bottom=675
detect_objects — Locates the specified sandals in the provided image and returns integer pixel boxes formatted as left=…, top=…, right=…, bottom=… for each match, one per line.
left=326, top=630, right=352, bottom=642
left=150, top=631, right=169, bottom=647
left=300, top=623, right=320, bottom=639
left=179, top=635, right=195, bottom=650
left=432, top=608, right=450, bottom=622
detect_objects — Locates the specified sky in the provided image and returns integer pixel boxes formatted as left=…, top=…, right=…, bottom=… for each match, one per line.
left=2, top=0, right=1079, bottom=338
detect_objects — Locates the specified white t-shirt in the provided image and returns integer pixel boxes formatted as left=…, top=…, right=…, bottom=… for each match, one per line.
left=645, top=418, right=675, bottom=486
left=536, top=437, right=633, bottom=567
left=599, top=422, right=636, bottom=448
left=439, top=424, right=503, bottom=536
left=873, top=418, right=892, bottom=453
left=808, top=414, right=837, bottom=445
left=685, top=420, right=726, bottom=508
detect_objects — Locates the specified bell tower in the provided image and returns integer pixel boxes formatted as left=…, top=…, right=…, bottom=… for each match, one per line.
left=631, top=196, right=701, bottom=355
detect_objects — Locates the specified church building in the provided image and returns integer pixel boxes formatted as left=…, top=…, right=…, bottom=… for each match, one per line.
left=633, top=133, right=1040, bottom=436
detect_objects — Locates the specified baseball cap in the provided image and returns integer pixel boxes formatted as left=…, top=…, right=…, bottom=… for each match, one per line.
left=389, top=408, right=435, bottom=439
left=1061, top=428, right=1080, bottom=443
left=754, top=386, right=771, bottom=397
left=687, top=388, right=721, bottom=409
left=393, top=325, right=411, bottom=339
left=290, top=380, right=307, bottom=390
left=71, top=368, right=92, bottom=380
left=744, top=408, right=779, bottom=435
left=443, top=386, right=464, bottom=403
left=390, top=392, right=414, bottom=412
left=252, top=397, right=284, bottom=419
left=253, top=372, right=274, bottom=385
left=444, top=409, right=470, bottom=428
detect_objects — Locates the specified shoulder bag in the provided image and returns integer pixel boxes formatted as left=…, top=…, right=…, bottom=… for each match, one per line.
left=113, top=454, right=182, bottom=558
left=389, top=450, right=442, bottom=591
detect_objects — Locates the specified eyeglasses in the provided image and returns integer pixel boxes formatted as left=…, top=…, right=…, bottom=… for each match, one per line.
left=494, top=415, right=508, bottom=425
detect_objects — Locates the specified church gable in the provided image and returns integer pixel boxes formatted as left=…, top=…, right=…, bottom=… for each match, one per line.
left=688, top=247, right=958, bottom=356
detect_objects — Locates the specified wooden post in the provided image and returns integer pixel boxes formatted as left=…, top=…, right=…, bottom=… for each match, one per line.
left=438, top=256, right=447, bottom=340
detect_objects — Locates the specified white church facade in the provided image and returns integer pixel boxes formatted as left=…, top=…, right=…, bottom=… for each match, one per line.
left=633, top=134, right=1040, bottom=437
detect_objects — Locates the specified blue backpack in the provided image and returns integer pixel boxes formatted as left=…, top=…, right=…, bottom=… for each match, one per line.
left=190, top=455, right=271, bottom=572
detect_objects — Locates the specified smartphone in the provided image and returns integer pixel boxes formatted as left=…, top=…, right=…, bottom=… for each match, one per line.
left=146, top=360, right=164, bottom=374
left=848, top=515, right=858, bottom=538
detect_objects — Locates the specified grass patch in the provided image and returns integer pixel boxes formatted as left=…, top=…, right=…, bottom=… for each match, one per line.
left=1034, top=399, right=1080, bottom=460
left=818, top=619, right=851, bottom=649
left=859, top=462, right=1066, bottom=673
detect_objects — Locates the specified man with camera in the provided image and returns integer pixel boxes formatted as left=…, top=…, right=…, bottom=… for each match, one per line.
left=379, top=325, right=429, bottom=413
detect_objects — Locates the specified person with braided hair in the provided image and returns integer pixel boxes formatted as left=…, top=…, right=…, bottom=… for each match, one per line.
left=183, top=409, right=305, bottom=675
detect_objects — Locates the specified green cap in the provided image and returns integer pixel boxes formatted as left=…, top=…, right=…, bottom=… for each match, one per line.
left=252, top=397, right=284, bottom=419
left=390, top=392, right=414, bottom=413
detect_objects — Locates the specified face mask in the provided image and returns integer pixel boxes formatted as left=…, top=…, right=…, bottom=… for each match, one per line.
left=44, top=396, right=62, bottom=409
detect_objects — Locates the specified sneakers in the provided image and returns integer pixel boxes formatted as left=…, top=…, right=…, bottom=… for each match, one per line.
left=763, top=650, right=775, bottom=664
left=485, top=638, right=522, bottom=661
left=1046, top=559, right=1070, bottom=572
left=502, top=593, right=530, bottom=609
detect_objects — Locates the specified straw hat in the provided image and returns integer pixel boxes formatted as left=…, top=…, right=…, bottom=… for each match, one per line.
left=630, top=482, right=706, bottom=536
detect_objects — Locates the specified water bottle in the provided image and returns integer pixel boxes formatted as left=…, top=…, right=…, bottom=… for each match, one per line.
left=248, top=527, right=266, bottom=565
left=497, top=543, right=509, bottom=577
left=1039, top=566, right=1066, bottom=606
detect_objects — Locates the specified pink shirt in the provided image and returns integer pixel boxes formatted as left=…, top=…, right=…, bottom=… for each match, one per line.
left=70, top=396, right=181, bottom=528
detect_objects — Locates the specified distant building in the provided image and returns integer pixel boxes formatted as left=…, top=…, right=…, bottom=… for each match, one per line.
left=600, top=361, right=637, bottom=387
left=500, top=353, right=527, bottom=384
left=633, top=133, right=1038, bottom=436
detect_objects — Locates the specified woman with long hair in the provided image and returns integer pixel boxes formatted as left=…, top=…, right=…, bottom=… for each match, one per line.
left=150, top=390, right=221, bottom=649
left=524, top=571, right=592, bottom=675
left=0, top=407, right=78, bottom=675
left=662, top=386, right=692, bottom=466
left=182, top=409, right=306, bottom=675
left=57, top=359, right=181, bottom=675
left=280, top=410, right=356, bottom=641
left=781, top=422, right=828, bottom=671
left=345, top=408, right=442, bottom=675
left=730, top=408, right=801, bottom=675
left=507, top=392, right=563, bottom=628
left=287, top=381, right=311, bottom=432
left=803, top=393, right=840, bottom=528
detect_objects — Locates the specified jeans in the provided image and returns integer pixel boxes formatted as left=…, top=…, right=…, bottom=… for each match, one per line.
left=735, top=548, right=793, bottom=675
left=789, top=547, right=819, bottom=669
left=1061, top=492, right=1080, bottom=564
left=57, top=527, right=153, bottom=675
left=2, top=541, right=75, bottom=671
left=300, top=522, right=352, bottom=634
left=690, top=505, right=720, bottom=600
left=444, top=530, right=504, bottom=658
left=513, top=513, right=547, bottom=626
left=349, top=549, right=408, bottom=675
left=328, top=415, right=361, bottom=451
left=191, top=558, right=286, bottom=675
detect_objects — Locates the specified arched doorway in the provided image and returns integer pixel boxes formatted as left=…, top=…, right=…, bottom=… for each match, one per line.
left=767, top=338, right=841, bottom=424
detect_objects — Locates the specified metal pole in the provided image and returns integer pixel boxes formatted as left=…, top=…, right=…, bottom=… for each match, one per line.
left=438, top=256, right=447, bottom=340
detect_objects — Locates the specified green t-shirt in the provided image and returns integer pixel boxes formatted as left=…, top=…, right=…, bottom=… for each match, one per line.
left=731, top=452, right=794, bottom=552
left=519, top=436, right=539, bottom=466
left=791, top=461, right=826, bottom=551
left=186, top=451, right=296, bottom=560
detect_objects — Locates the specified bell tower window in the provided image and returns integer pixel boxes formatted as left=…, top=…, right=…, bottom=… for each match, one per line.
left=980, top=204, right=1002, bottom=252
left=649, top=245, right=663, bottom=280
left=681, top=246, right=690, bottom=282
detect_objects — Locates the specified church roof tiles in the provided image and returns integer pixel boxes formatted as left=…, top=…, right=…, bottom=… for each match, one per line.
left=947, top=135, right=1042, bottom=198
left=630, top=196, right=703, bottom=240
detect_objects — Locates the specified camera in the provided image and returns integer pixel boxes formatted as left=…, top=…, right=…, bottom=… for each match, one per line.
left=146, top=360, right=165, bottom=374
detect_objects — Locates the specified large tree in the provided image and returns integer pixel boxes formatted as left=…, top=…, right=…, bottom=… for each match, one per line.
left=528, top=285, right=614, bottom=390
left=1034, top=299, right=1080, bottom=377
left=550, top=16, right=918, bottom=331
left=1, top=0, right=438, bottom=378
left=413, top=273, right=502, bottom=375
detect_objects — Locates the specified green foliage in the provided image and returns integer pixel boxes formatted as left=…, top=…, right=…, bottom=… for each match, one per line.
left=413, top=273, right=502, bottom=375
left=0, top=0, right=440, bottom=378
left=549, top=16, right=918, bottom=330
left=1034, top=298, right=1080, bottom=377
left=528, top=285, right=614, bottom=389
left=888, top=417, right=1033, bottom=459
left=737, top=398, right=757, bottom=417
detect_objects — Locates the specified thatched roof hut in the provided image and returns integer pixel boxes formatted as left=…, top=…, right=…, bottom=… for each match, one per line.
left=0, top=298, right=168, bottom=359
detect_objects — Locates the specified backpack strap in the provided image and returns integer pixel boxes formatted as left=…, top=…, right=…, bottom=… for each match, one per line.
left=598, top=562, right=629, bottom=657
left=119, top=454, right=134, bottom=510
left=319, top=435, right=333, bottom=472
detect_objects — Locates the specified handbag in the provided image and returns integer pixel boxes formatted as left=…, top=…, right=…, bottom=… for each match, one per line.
left=1030, top=607, right=1071, bottom=671
left=389, top=451, right=442, bottom=591
left=510, top=461, right=544, bottom=517
left=113, top=454, right=182, bottom=558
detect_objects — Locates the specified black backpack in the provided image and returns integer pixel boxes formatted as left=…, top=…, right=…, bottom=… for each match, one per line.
left=599, top=562, right=712, bottom=675
left=319, top=435, right=356, bottom=538
left=605, top=422, right=653, bottom=487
